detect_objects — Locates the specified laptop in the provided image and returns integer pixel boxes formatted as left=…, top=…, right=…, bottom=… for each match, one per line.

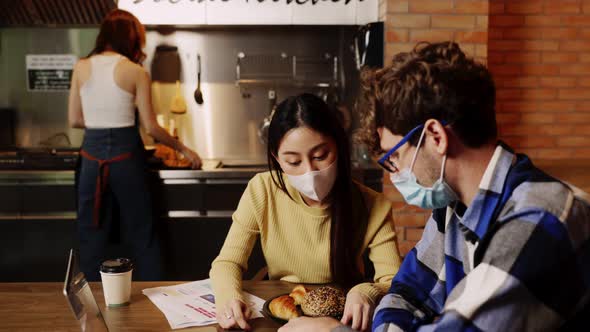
left=63, top=249, right=109, bottom=332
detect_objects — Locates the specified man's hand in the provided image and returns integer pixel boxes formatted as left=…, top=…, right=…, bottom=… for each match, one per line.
left=278, top=317, right=342, bottom=332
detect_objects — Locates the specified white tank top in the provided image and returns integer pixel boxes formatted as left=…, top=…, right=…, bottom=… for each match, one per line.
left=80, top=54, right=136, bottom=128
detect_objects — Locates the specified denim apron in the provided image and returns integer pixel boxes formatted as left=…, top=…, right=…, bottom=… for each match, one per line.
left=76, top=126, right=162, bottom=281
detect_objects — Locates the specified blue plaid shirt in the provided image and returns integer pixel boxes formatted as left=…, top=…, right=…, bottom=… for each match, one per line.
left=372, top=143, right=590, bottom=332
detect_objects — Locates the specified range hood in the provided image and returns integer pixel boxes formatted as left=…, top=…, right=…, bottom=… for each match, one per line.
left=0, top=0, right=116, bottom=27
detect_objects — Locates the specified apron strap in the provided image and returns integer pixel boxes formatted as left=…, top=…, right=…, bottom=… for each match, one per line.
left=80, top=150, right=133, bottom=228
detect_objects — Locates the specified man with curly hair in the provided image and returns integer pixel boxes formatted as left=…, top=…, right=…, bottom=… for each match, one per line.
left=279, top=41, right=590, bottom=332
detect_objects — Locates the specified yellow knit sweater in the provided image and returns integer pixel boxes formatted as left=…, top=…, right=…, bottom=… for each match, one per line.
left=209, top=171, right=401, bottom=307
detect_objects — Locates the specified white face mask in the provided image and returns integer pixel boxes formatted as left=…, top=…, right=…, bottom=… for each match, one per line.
left=286, top=160, right=338, bottom=202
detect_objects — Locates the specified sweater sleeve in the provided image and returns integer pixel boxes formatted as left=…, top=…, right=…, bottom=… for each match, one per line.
left=209, top=174, right=265, bottom=308
left=350, top=192, right=402, bottom=304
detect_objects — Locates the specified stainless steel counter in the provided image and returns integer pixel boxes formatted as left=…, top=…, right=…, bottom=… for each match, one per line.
left=157, top=168, right=267, bottom=180
left=0, top=170, right=75, bottom=184
left=0, top=168, right=267, bottom=183
left=0, top=165, right=382, bottom=283
left=0, top=166, right=381, bottom=182
left=0, top=166, right=383, bottom=219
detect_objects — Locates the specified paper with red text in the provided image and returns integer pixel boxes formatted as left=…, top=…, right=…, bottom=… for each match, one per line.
left=143, top=279, right=265, bottom=329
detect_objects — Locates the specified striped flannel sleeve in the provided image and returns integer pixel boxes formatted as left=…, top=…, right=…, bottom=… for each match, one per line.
left=375, top=209, right=588, bottom=332
left=372, top=215, right=444, bottom=332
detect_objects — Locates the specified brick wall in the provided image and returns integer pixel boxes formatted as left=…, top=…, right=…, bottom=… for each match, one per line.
left=489, top=0, right=590, bottom=160
left=383, top=0, right=489, bottom=62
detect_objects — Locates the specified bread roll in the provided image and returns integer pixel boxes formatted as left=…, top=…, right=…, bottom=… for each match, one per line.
left=269, top=295, right=300, bottom=321
left=289, top=285, right=308, bottom=305
left=154, top=143, right=173, bottom=160
left=301, top=286, right=346, bottom=318
left=163, top=158, right=190, bottom=168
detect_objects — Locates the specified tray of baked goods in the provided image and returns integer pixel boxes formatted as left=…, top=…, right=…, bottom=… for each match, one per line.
left=262, top=284, right=345, bottom=325
left=147, top=144, right=191, bottom=169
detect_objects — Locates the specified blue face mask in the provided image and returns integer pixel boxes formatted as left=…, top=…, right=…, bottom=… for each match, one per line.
left=389, top=125, right=458, bottom=209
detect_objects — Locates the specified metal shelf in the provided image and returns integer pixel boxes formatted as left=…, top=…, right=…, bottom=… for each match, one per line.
left=235, top=52, right=339, bottom=88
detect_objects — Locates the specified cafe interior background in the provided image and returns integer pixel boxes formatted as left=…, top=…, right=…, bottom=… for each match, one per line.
left=1, top=0, right=590, bottom=282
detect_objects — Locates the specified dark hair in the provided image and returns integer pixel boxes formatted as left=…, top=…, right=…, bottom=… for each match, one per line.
left=357, top=41, right=497, bottom=154
left=87, top=9, right=146, bottom=64
left=267, top=93, right=366, bottom=289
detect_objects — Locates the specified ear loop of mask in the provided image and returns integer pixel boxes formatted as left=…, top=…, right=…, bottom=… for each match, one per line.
left=439, top=155, right=448, bottom=180
left=408, top=125, right=448, bottom=181
left=409, top=126, right=427, bottom=172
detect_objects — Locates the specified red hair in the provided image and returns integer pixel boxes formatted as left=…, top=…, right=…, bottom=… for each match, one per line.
left=88, top=9, right=146, bottom=64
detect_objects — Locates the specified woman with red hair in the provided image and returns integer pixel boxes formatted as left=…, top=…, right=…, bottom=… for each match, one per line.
left=68, top=9, right=201, bottom=281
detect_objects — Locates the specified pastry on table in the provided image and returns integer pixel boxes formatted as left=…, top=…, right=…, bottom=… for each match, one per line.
left=269, top=295, right=301, bottom=320
left=301, top=286, right=346, bottom=318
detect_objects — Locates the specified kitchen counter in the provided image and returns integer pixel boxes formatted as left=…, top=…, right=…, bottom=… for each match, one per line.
left=0, top=168, right=264, bottom=181
left=0, top=165, right=382, bottom=215
left=0, top=165, right=382, bottom=217
left=0, top=165, right=381, bottom=181
left=0, top=164, right=383, bottom=282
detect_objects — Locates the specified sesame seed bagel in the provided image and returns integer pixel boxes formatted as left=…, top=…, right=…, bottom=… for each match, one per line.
left=301, top=286, right=346, bottom=317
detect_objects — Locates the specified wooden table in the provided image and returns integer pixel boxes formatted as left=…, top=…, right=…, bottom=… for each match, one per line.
left=0, top=281, right=295, bottom=332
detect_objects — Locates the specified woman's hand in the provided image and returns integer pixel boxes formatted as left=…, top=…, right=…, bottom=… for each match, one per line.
left=216, top=298, right=252, bottom=330
left=180, top=147, right=202, bottom=169
left=340, top=291, right=373, bottom=331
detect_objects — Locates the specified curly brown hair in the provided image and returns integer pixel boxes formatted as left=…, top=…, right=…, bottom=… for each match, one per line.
left=356, top=41, right=497, bottom=155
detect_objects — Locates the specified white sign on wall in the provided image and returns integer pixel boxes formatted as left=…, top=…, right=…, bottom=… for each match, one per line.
left=206, top=1, right=292, bottom=25
left=119, top=0, right=206, bottom=25
left=26, top=54, right=77, bottom=92
left=356, top=0, right=379, bottom=25
left=118, top=0, right=378, bottom=25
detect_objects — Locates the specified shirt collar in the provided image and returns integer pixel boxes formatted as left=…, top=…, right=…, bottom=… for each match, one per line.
left=456, top=143, right=515, bottom=240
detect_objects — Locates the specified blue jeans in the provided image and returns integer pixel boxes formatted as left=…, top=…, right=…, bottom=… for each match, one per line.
left=77, top=126, right=162, bottom=281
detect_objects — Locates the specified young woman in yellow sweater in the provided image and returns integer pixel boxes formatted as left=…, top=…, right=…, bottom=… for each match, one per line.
left=210, top=93, right=401, bottom=331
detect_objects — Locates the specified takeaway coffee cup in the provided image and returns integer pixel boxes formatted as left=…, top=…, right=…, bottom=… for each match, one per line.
left=100, top=258, right=133, bottom=307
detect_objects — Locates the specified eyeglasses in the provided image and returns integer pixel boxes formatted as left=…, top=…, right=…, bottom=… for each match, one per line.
left=377, top=124, right=424, bottom=173
left=377, top=121, right=447, bottom=174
